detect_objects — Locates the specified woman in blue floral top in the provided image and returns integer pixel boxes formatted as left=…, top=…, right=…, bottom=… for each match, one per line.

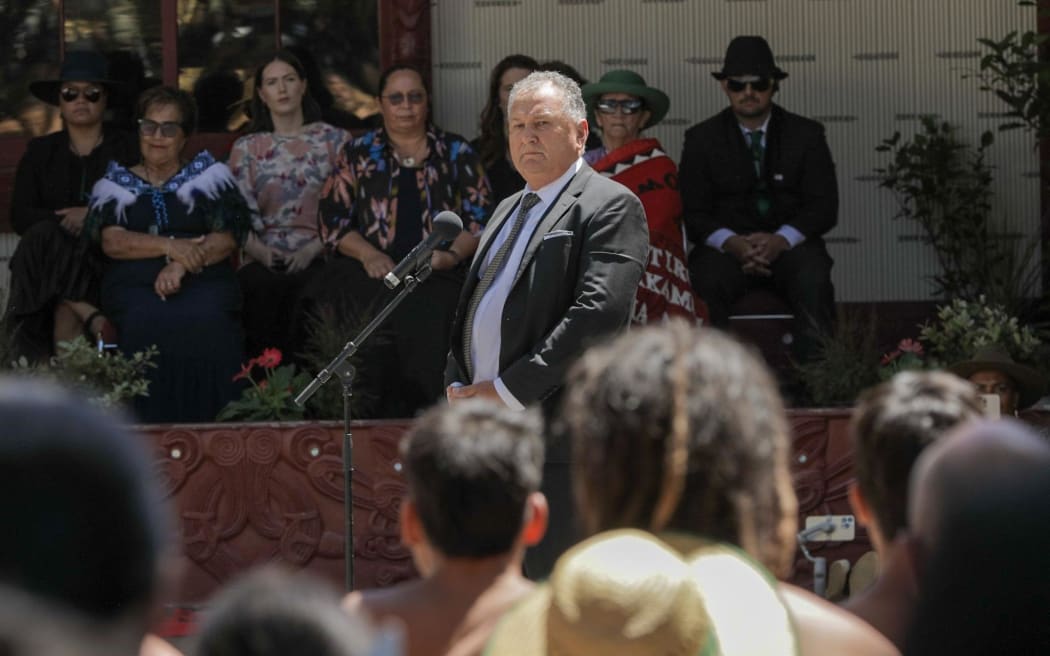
left=315, top=63, right=491, bottom=417
left=86, top=87, right=250, bottom=423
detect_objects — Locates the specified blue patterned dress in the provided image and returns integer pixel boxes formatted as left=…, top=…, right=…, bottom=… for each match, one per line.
left=86, top=151, right=250, bottom=423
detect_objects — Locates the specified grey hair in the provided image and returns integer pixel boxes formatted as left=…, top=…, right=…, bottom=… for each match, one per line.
left=508, top=70, right=586, bottom=123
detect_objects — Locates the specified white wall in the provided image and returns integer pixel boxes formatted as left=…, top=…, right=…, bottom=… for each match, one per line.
left=430, top=0, right=1039, bottom=302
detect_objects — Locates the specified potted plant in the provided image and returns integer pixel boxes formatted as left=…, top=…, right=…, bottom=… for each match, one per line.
left=5, top=335, right=158, bottom=408
left=216, top=348, right=313, bottom=422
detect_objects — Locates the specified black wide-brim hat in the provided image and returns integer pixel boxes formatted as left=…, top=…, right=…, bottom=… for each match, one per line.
left=712, top=36, right=788, bottom=81
left=948, top=344, right=1047, bottom=409
left=29, top=50, right=123, bottom=106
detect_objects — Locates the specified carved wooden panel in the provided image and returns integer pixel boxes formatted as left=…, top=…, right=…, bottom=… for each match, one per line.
left=147, top=411, right=879, bottom=602
left=787, top=410, right=872, bottom=586
left=378, top=0, right=431, bottom=84
left=144, top=420, right=415, bottom=603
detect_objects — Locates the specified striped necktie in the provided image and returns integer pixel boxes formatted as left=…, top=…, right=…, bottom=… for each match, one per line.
left=461, top=192, right=541, bottom=381
left=748, top=129, right=771, bottom=217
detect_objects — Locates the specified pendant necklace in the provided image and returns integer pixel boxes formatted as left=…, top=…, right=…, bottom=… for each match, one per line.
left=69, top=132, right=103, bottom=158
left=394, top=137, right=427, bottom=168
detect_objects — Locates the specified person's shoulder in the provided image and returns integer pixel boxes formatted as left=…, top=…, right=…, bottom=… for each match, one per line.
left=343, top=579, right=426, bottom=622
left=773, top=105, right=826, bottom=134
left=229, top=132, right=261, bottom=162
left=139, top=634, right=185, bottom=656
left=581, top=166, right=634, bottom=196
left=175, top=150, right=238, bottom=196
left=102, top=126, right=135, bottom=145
left=231, top=130, right=263, bottom=150
left=778, top=583, right=901, bottom=656
left=305, top=121, right=349, bottom=142
left=186, top=149, right=224, bottom=173
left=432, top=126, right=477, bottom=153
left=22, top=130, right=66, bottom=157
left=685, top=108, right=732, bottom=137
left=349, top=127, right=382, bottom=151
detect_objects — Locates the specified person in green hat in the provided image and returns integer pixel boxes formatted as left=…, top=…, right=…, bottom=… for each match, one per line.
left=581, top=70, right=705, bottom=325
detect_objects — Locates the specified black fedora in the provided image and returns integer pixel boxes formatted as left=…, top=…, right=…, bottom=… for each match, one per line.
left=712, top=36, right=788, bottom=81
left=29, top=50, right=122, bottom=106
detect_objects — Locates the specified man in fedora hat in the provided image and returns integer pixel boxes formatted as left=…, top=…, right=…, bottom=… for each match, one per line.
left=948, top=344, right=1046, bottom=417
left=5, top=49, right=137, bottom=360
left=679, top=35, right=838, bottom=364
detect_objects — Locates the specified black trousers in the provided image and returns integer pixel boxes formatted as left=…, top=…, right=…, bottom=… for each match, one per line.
left=238, top=259, right=324, bottom=365
left=301, top=255, right=464, bottom=418
left=523, top=440, right=578, bottom=581
left=689, top=239, right=835, bottom=363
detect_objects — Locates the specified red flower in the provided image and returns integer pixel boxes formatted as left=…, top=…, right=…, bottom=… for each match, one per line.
left=232, top=362, right=254, bottom=382
left=880, top=350, right=901, bottom=366
left=256, top=348, right=282, bottom=369
left=897, top=338, right=924, bottom=355
left=258, top=380, right=269, bottom=390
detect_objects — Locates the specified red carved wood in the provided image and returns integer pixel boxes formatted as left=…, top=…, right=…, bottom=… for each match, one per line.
left=148, top=412, right=875, bottom=604
left=787, top=410, right=873, bottom=587
left=378, top=0, right=431, bottom=86
left=145, top=420, right=415, bottom=602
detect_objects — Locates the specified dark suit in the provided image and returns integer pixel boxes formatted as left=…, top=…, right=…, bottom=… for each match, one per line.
left=446, top=163, right=648, bottom=577
left=679, top=104, right=837, bottom=361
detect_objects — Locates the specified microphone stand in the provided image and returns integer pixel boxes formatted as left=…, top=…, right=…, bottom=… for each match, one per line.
left=294, top=263, right=433, bottom=592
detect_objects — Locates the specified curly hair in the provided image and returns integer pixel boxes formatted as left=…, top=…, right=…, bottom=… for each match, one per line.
left=508, top=70, right=586, bottom=125
left=559, top=321, right=797, bottom=576
left=476, top=54, right=537, bottom=168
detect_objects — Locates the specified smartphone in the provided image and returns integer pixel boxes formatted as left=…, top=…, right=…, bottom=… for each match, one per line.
left=980, top=393, right=1001, bottom=419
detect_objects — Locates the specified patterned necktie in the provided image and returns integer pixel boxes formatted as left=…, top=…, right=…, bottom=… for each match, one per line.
left=461, top=192, right=541, bottom=381
left=749, top=129, right=771, bottom=217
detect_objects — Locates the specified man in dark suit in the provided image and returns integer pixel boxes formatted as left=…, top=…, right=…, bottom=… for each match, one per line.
left=445, top=70, right=649, bottom=577
left=680, top=35, right=837, bottom=363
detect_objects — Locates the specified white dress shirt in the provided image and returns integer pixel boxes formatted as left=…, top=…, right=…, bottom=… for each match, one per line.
left=705, top=115, right=806, bottom=252
left=469, top=158, right=584, bottom=409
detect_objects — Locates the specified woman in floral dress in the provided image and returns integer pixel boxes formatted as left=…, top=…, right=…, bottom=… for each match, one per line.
left=228, top=50, right=349, bottom=361
left=315, top=63, right=491, bottom=417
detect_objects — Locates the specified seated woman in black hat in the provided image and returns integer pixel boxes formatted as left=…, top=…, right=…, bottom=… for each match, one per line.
left=4, top=50, right=138, bottom=360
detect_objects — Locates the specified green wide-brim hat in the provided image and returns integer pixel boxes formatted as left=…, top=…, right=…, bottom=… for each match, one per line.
left=581, top=69, right=670, bottom=130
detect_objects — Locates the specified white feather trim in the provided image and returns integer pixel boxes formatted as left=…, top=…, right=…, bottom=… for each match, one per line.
left=89, top=177, right=138, bottom=224
left=176, top=162, right=237, bottom=214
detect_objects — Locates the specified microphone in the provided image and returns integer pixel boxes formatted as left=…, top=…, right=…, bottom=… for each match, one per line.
left=384, top=211, right=463, bottom=289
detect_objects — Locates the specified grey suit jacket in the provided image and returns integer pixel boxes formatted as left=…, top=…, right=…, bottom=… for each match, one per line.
left=445, top=164, right=649, bottom=407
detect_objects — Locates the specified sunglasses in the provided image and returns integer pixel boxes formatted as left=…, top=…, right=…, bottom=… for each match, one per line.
left=138, top=119, right=182, bottom=138
left=596, top=97, right=642, bottom=114
left=596, top=98, right=646, bottom=115
left=726, top=78, right=773, bottom=93
left=382, top=91, right=426, bottom=106
left=60, top=86, right=103, bottom=103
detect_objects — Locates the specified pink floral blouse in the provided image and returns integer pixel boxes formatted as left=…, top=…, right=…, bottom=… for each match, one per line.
left=229, top=121, right=349, bottom=253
